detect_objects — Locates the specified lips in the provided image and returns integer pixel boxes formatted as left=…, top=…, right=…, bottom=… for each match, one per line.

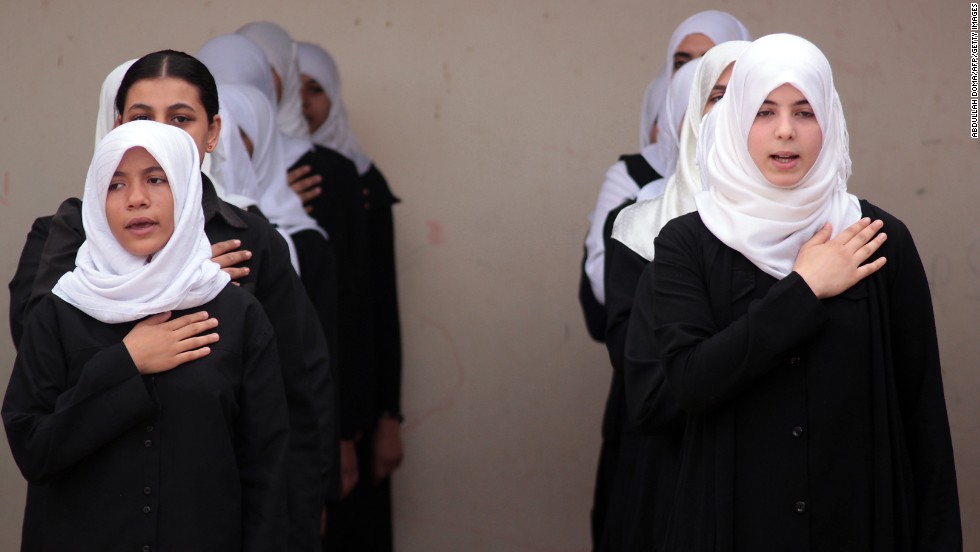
left=125, top=217, right=158, bottom=235
left=770, top=151, right=800, bottom=169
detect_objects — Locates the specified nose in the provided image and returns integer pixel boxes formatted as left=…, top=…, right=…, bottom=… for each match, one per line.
left=126, top=182, right=150, bottom=209
left=775, top=113, right=796, bottom=140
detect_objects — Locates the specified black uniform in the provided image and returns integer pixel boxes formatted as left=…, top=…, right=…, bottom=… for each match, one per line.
left=630, top=201, right=962, bottom=551
left=3, top=286, right=289, bottom=551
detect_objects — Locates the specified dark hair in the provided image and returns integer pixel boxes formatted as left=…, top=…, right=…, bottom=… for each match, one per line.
left=116, top=50, right=220, bottom=122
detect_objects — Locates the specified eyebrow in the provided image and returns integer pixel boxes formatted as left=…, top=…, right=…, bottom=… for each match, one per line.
left=711, top=84, right=727, bottom=94
left=761, top=99, right=812, bottom=107
left=126, top=102, right=197, bottom=113
left=673, top=52, right=693, bottom=61
left=111, top=166, right=164, bottom=178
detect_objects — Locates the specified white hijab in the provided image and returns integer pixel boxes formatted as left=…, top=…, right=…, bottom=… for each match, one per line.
left=208, top=92, right=259, bottom=211
left=615, top=41, right=750, bottom=261
left=94, top=59, right=136, bottom=149
left=639, top=58, right=701, bottom=184
left=53, top=121, right=228, bottom=323
left=237, top=22, right=309, bottom=141
left=639, top=10, right=752, bottom=149
left=296, top=41, right=372, bottom=175
left=221, top=82, right=326, bottom=239
left=695, top=33, right=861, bottom=279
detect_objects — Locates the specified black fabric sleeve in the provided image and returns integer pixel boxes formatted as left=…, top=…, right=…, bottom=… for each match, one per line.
left=368, top=171, right=403, bottom=418
left=236, top=302, right=290, bottom=552
left=610, top=241, right=684, bottom=433
left=28, top=198, right=84, bottom=319
left=8, top=216, right=53, bottom=349
left=867, top=205, right=962, bottom=549
left=643, top=219, right=830, bottom=414
left=2, top=298, right=156, bottom=484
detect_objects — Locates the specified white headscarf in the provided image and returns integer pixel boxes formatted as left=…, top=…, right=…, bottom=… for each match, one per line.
left=52, top=121, right=228, bottom=323
left=236, top=22, right=309, bottom=140
left=296, top=41, right=373, bottom=175
left=639, top=10, right=752, bottom=149
left=199, top=33, right=315, bottom=168
left=583, top=61, right=698, bottom=304
left=695, top=33, right=861, bottom=279
left=639, top=58, right=701, bottom=182
left=614, top=41, right=750, bottom=261
left=221, top=83, right=326, bottom=239
left=94, top=59, right=136, bottom=149
left=208, top=92, right=260, bottom=211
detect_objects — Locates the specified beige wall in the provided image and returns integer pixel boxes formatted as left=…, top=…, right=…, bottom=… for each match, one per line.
left=0, top=1, right=976, bottom=549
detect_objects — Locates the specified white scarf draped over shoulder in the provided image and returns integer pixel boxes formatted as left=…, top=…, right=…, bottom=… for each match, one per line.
left=614, top=41, right=750, bottom=261
left=53, top=121, right=229, bottom=323
left=296, top=41, right=373, bottom=175
left=695, top=33, right=861, bottom=279
left=639, top=57, right=702, bottom=184
left=639, top=9, right=752, bottom=150
left=220, top=83, right=326, bottom=240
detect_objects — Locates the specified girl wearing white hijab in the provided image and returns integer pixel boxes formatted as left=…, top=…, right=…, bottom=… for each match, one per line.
left=628, top=34, right=961, bottom=550
left=295, top=40, right=405, bottom=552
left=237, top=21, right=309, bottom=140
left=638, top=9, right=751, bottom=149
left=3, top=120, right=289, bottom=550
left=580, top=10, right=751, bottom=338
left=581, top=58, right=699, bottom=332
left=590, top=43, right=746, bottom=552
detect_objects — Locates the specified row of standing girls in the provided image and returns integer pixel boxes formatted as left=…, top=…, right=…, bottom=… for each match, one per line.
left=4, top=21, right=402, bottom=552
left=581, top=10, right=962, bottom=552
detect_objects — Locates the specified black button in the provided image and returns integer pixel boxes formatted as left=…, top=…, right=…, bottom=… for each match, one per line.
left=142, top=546, right=150, bottom=552
left=143, top=486, right=152, bottom=496
left=362, top=187, right=370, bottom=196
left=364, top=202, right=371, bottom=209
left=144, top=439, right=152, bottom=448
left=794, top=501, right=807, bottom=514
left=142, top=505, right=152, bottom=514
left=790, top=356, right=801, bottom=367
left=791, top=426, right=804, bottom=438
left=146, top=425, right=154, bottom=432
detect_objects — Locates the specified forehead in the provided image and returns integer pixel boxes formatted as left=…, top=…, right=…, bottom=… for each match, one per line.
left=675, top=33, right=714, bottom=55
left=117, top=146, right=159, bottom=169
left=124, top=77, right=203, bottom=110
left=763, top=83, right=809, bottom=103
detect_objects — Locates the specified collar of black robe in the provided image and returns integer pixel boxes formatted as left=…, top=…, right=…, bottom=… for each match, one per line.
left=201, top=173, right=248, bottom=230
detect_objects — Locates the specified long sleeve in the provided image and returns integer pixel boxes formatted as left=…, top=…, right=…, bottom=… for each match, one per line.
left=368, top=175, right=403, bottom=418
left=237, top=305, right=291, bottom=552
left=27, top=198, right=85, bottom=319
left=584, top=161, right=639, bottom=306
left=2, top=297, right=156, bottom=484
left=8, top=215, right=53, bottom=349
left=646, top=216, right=830, bottom=415
left=871, top=209, right=962, bottom=549
left=612, top=241, right=683, bottom=432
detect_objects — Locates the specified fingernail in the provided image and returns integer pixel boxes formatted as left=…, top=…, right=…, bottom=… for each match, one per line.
left=244, top=251, right=252, bottom=259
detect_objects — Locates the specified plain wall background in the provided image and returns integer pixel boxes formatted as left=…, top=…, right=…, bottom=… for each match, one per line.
left=1, top=1, right=977, bottom=550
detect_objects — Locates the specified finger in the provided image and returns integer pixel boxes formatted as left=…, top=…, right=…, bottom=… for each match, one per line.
left=221, top=266, right=250, bottom=281
left=212, top=249, right=252, bottom=269
left=174, top=333, right=220, bottom=354
left=173, top=317, right=220, bottom=340
left=171, top=346, right=213, bottom=367
left=293, top=174, right=322, bottom=193
left=300, top=186, right=321, bottom=203
left=210, top=239, right=242, bottom=258
left=803, top=223, right=832, bottom=248
left=832, top=217, right=872, bottom=245
left=165, top=311, right=211, bottom=330
left=845, top=219, right=884, bottom=253
left=854, top=232, right=887, bottom=262
left=855, top=256, right=887, bottom=280
left=287, top=164, right=312, bottom=184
